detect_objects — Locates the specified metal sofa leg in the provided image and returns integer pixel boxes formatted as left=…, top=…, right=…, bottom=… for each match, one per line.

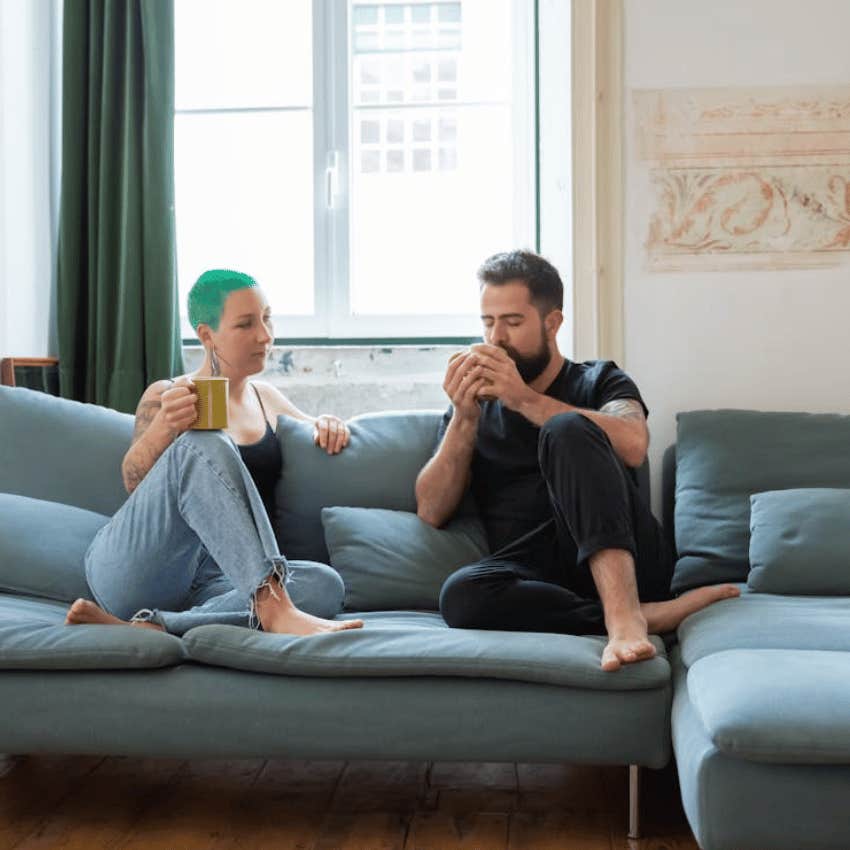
left=628, top=764, right=641, bottom=839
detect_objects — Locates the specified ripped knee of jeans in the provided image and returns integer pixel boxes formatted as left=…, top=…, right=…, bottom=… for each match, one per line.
left=247, top=557, right=289, bottom=632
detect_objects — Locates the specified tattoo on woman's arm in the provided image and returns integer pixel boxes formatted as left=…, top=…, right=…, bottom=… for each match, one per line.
left=132, top=399, right=161, bottom=444
left=123, top=460, right=146, bottom=494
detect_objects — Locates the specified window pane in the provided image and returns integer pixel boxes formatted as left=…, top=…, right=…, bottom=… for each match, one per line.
left=349, top=0, right=526, bottom=316
left=175, top=112, right=314, bottom=316
left=175, top=0, right=312, bottom=109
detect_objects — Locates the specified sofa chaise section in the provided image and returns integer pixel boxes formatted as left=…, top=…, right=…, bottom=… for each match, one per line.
left=668, top=409, right=850, bottom=850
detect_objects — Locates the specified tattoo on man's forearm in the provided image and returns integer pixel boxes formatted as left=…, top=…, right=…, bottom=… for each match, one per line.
left=600, top=399, right=645, bottom=422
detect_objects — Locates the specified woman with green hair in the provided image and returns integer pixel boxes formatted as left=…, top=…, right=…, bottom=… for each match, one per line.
left=65, top=269, right=364, bottom=637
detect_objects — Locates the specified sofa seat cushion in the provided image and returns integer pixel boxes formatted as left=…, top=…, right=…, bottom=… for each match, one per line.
left=678, top=586, right=850, bottom=668
left=688, top=649, right=850, bottom=764
left=0, top=493, right=107, bottom=602
left=182, top=610, right=670, bottom=690
left=0, top=593, right=187, bottom=670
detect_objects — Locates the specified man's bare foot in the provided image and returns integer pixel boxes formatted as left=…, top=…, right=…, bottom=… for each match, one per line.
left=255, top=581, right=364, bottom=637
left=64, top=599, right=165, bottom=632
left=640, top=583, right=740, bottom=635
left=601, top=613, right=657, bottom=672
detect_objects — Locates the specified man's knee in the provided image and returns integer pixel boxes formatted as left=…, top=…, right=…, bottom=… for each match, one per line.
left=439, top=564, right=489, bottom=628
left=538, top=411, right=606, bottom=465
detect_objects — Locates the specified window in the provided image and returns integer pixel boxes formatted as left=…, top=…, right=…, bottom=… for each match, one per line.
left=175, top=0, right=536, bottom=340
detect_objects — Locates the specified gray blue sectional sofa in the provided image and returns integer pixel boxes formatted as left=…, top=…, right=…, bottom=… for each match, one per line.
left=2, top=386, right=849, bottom=849
left=0, top=386, right=666, bottom=840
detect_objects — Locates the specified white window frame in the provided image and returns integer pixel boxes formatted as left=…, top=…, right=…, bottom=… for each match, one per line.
left=179, top=0, right=538, bottom=341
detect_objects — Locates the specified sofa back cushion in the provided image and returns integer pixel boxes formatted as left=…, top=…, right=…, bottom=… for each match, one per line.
left=275, top=410, right=448, bottom=563
left=748, top=488, right=850, bottom=596
left=0, top=386, right=132, bottom=515
left=673, top=409, right=850, bottom=593
left=321, top=507, right=489, bottom=611
left=0, top=493, right=107, bottom=602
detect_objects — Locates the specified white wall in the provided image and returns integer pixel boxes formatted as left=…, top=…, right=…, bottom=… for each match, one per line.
left=623, top=0, right=850, bottom=516
left=0, top=0, right=60, bottom=359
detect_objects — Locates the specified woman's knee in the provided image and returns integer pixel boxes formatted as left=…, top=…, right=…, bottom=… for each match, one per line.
left=176, top=428, right=238, bottom=458
left=172, top=429, right=244, bottom=476
left=285, top=560, right=345, bottom=618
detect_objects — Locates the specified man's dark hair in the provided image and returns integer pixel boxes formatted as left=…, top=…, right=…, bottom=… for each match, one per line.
left=477, top=250, right=564, bottom=315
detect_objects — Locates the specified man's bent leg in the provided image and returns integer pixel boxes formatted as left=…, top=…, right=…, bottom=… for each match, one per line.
left=538, top=413, right=663, bottom=669
left=538, top=413, right=738, bottom=668
left=588, top=548, right=656, bottom=671
left=439, top=558, right=606, bottom=635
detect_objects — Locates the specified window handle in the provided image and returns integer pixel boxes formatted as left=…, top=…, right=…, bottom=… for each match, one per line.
left=325, top=150, right=340, bottom=209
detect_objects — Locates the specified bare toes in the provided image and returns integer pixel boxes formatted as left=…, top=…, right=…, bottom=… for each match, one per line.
left=65, top=599, right=87, bottom=623
left=633, top=641, right=657, bottom=660
left=601, top=648, right=622, bottom=672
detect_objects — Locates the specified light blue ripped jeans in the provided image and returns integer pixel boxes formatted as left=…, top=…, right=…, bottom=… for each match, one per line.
left=84, top=429, right=344, bottom=635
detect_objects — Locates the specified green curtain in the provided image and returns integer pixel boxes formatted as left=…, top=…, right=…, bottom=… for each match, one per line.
left=58, top=0, right=183, bottom=413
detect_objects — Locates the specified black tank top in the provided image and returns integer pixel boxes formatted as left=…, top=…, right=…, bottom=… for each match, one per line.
left=168, top=379, right=282, bottom=520
left=237, top=384, right=283, bottom=523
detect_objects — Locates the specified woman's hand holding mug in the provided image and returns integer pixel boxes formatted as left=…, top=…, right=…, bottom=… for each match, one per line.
left=156, top=376, right=198, bottom=440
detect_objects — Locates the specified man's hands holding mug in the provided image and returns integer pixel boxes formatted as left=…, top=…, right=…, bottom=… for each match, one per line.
left=444, top=344, right=531, bottom=417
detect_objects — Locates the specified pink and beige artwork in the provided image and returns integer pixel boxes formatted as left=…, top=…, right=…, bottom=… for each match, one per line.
left=634, top=87, right=850, bottom=271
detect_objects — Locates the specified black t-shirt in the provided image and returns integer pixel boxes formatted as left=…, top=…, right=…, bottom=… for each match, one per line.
left=436, top=359, right=649, bottom=554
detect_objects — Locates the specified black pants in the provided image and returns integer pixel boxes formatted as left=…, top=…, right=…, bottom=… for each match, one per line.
left=439, top=412, right=674, bottom=636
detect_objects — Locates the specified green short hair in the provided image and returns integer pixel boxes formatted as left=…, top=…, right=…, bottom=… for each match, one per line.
left=187, top=269, right=257, bottom=331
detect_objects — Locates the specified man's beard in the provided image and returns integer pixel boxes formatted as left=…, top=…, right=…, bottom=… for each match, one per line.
left=499, top=332, right=551, bottom=383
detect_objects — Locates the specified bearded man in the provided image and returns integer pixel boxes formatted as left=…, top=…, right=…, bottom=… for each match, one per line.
left=415, top=250, right=738, bottom=671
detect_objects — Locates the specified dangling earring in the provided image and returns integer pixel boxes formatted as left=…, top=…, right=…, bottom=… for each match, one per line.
left=209, top=345, right=221, bottom=377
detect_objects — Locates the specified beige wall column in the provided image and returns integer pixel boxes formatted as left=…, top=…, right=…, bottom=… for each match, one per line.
left=571, top=0, right=624, bottom=364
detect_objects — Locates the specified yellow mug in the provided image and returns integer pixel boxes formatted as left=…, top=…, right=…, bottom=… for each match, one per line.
left=192, top=376, right=229, bottom=430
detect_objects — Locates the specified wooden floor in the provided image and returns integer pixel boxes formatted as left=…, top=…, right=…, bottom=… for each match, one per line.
left=0, top=755, right=698, bottom=849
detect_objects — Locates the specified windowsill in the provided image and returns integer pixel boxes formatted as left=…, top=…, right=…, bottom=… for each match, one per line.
left=182, top=341, right=464, bottom=378
left=181, top=341, right=463, bottom=419
left=181, top=337, right=480, bottom=348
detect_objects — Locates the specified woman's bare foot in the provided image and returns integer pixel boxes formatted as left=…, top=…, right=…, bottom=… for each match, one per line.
left=640, top=583, right=741, bottom=635
left=255, top=581, right=364, bottom=636
left=601, top=612, right=657, bottom=672
left=64, top=599, right=165, bottom=632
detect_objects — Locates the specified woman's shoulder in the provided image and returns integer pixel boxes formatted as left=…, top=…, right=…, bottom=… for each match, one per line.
left=251, top=380, right=306, bottom=419
left=251, top=379, right=287, bottom=408
left=137, top=376, right=180, bottom=407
